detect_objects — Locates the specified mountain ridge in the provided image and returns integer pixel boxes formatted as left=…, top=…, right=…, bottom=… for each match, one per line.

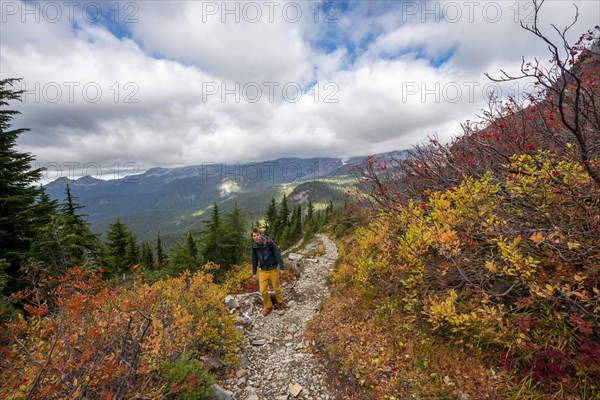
left=44, top=151, right=409, bottom=242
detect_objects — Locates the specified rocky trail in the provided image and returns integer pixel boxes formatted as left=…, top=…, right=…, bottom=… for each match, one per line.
left=218, top=234, right=339, bottom=400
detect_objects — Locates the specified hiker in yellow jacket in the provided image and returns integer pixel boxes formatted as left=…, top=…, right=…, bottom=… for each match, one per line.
left=251, top=227, right=285, bottom=316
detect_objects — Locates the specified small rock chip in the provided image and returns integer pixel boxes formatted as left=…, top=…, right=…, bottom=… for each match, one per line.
left=289, top=383, right=303, bottom=397
left=235, top=369, right=248, bottom=378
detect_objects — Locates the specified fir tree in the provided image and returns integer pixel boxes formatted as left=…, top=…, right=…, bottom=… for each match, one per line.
left=37, top=186, right=57, bottom=227
left=62, top=184, right=80, bottom=218
left=28, top=187, right=102, bottom=274
left=275, top=193, right=289, bottom=242
left=124, top=231, right=140, bottom=267
left=105, top=218, right=130, bottom=274
left=168, top=231, right=202, bottom=275
left=305, top=200, right=314, bottom=224
left=156, top=233, right=166, bottom=267
left=223, top=202, right=246, bottom=266
left=200, top=203, right=224, bottom=265
left=0, top=79, right=56, bottom=292
left=141, top=242, right=154, bottom=269
left=187, top=231, right=198, bottom=261
left=264, top=198, right=278, bottom=237
left=288, top=205, right=302, bottom=243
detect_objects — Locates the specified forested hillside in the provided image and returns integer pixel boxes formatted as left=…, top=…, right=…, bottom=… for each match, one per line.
left=43, top=156, right=358, bottom=243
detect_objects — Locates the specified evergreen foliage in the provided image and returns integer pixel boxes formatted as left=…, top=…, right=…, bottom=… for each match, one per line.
left=199, top=203, right=225, bottom=266
left=264, top=198, right=277, bottom=237
left=0, top=79, right=55, bottom=292
left=156, top=233, right=166, bottom=267
left=141, top=241, right=154, bottom=269
left=105, top=218, right=131, bottom=275
left=27, top=184, right=103, bottom=273
left=222, top=202, right=246, bottom=266
left=275, top=193, right=289, bottom=242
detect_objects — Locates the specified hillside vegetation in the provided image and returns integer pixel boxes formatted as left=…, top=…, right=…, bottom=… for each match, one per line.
left=1, top=2, right=598, bottom=399
left=310, top=13, right=600, bottom=400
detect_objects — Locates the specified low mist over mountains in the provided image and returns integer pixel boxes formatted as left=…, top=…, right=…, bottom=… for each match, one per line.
left=44, top=153, right=407, bottom=243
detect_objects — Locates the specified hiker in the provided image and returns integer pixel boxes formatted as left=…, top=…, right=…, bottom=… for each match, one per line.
left=251, top=227, right=285, bottom=316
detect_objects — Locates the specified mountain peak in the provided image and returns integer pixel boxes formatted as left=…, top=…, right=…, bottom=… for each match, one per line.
left=76, top=175, right=103, bottom=185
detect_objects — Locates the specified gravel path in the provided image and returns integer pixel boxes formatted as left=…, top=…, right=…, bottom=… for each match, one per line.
left=220, top=235, right=339, bottom=400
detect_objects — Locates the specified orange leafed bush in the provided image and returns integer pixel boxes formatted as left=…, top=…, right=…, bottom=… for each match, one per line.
left=0, top=267, right=241, bottom=399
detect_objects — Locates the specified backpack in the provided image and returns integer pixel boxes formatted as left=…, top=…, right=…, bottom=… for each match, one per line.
left=253, top=236, right=276, bottom=264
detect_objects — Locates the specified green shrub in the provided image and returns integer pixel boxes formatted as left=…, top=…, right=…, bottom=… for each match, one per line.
left=161, top=354, right=218, bottom=400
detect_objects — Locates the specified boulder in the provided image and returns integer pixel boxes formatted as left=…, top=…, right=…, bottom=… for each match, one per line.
left=224, top=295, right=240, bottom=308
left=288, top=253, right=304, bottom=261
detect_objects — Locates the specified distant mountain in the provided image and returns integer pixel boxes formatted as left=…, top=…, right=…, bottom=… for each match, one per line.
left=44, top=152, right=409, bottom=243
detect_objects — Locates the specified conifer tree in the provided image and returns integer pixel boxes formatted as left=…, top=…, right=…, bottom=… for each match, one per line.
left=223, top=202, right=246, bottom=266
left=124, top=231, right=140, bottom=267
left=62, top=184, right=80, bottom=218
left=156, top=233, right=166, bottom=267
left=264, top=198, right=278, bottom=237
left=0, top=79, right=56, bottom=291
left=141, top=242, right=154, bottom=269
left=106, top=218, right=130, bottom=274
left=289, top=205, right=302, bottom=243
left=187, top=231, right=198, bottom=262
left=305, top=200, right=314, bottom=224
left=200, top=203, right=224, bottom=265
left=37, top=185, right=57, bottom=227
left=46, top=184, right=101, bottom=267
left=275, top=193, right=290, bottom=242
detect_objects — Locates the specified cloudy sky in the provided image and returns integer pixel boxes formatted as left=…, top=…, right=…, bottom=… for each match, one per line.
left=1, top=0, right=599, bottom=180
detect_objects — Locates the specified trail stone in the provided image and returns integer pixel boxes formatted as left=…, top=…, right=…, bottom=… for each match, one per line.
left=235, top=369, right=248, bottom=378
left=212, top=383, right=233, bottom=400
left=289, top=383, right=303, bottom=397
left=288, top=252, right=304, bottom=261
left=224, top=295, right=239, bottom=308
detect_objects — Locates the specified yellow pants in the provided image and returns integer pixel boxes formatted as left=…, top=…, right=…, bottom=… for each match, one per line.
left=258, top=268, right=284, bottom=308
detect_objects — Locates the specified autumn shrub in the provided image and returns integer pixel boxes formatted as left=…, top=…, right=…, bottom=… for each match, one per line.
left=221, top=263, right=255, bottom=294
left=313, top=141, right=600, bottom=397
left=0, top=266, right=241, bottom=399
left=161, top=354, right=217, bottom=400
left=329, top=21, right=600, bottom=397
left=311, top=222, right=501, bottom=399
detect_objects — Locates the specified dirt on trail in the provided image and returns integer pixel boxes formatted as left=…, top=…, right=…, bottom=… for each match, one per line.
left=218, top=234, right=340, bottom=400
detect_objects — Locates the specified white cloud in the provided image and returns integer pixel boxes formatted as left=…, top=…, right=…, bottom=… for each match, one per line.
left=1, top=0, right=598, bottom=179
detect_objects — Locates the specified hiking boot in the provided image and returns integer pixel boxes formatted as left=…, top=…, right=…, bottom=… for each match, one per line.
left=276, top=302, right=284, bottom=315
left=263, top=307, right=272, bottom=317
